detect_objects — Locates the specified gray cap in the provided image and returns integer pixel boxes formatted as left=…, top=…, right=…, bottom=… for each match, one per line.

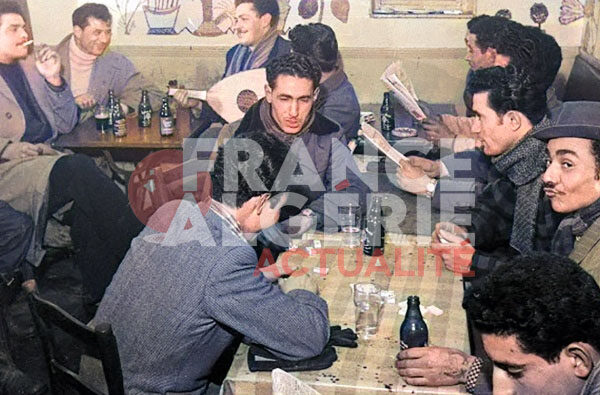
left=534, top=101, right=600, bottom=141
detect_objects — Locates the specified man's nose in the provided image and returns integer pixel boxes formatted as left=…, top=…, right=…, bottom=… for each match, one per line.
left=542, top=162, right=558, bottom=185
left=290, top=101, right=299, bottom=117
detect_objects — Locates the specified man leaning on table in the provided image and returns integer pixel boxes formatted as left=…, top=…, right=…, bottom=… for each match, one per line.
left=55, top=2, right=162, bottom=120
left=93, top=131, right=330, bottom=394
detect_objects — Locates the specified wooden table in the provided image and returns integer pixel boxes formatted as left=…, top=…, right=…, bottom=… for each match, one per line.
left=52, top=110, right=192, bottom=161
left=223, top=233, right=469, bottom=394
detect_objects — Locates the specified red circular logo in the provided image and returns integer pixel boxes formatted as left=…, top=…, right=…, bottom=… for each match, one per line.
left=128, top=149, right=212, bottom=233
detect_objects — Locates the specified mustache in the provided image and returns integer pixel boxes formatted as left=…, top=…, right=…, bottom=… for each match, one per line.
left=543, top=181, right=556, bottom=189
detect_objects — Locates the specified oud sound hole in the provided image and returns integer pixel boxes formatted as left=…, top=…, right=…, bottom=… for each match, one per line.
left=237, top=90, right=259, bottom=113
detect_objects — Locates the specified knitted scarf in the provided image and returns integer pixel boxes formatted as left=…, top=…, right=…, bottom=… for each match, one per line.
left=224, top=29, right=279, bottom=77
left=258, top=99, right=315, bottom=146
left=492, top=135, right=547, bottom=253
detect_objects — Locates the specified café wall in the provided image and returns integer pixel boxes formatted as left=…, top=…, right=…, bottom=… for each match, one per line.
left=30, top=0, right=583, bottom=110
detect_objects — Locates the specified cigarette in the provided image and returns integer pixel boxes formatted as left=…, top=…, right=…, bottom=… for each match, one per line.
left=22, top=40, right=33, bottom=47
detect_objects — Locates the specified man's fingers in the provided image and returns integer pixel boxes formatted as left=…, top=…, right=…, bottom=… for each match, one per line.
left=397, top=367, right=431, bottom=378
left=403, top=377, right=431, bottom=386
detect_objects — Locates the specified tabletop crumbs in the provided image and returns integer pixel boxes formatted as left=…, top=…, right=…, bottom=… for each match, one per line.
left=384, top=383, right=393, bottom=390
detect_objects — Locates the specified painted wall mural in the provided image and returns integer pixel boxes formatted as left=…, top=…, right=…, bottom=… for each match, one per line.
left=107, top=0, right=348, bottom=36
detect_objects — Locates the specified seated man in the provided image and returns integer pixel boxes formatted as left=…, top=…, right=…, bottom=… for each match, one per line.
left=55, top=2, right=162, bottom=119
left=234, top=53, right=368, bottom=245
left=179, top=0, right=291, bottom=136
left=93, top=131, right=330, bottom=393
left=0, top=2, right=143, bottom=303
left=463, top=253, right=600, bottom=394
left=396, top=101, right=600, bottom=393
left=289, top=23, right=360, bottom=142
left=535, top=101, right=600, bottom=282
left=396, top=20, right=562, bottom=212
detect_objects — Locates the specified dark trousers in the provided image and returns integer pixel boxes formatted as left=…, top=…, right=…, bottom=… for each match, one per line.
left=47, top=154, right=143, bottom=303
left=0, top=201, right=32, bottom=277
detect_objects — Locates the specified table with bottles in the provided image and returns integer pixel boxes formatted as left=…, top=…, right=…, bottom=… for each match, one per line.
left=222, top=232, right=469, bottom=394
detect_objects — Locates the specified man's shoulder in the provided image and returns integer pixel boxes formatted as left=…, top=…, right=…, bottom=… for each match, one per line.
left=309, top=112, right=342, bottom=137
left=98, top=50, right=135, bottom=69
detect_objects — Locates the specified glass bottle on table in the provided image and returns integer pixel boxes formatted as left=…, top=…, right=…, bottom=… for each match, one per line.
left=107, top=89, right=116, bottom=129
left=159, top=97, right=174, bottom=137
left=380, top=92, right=395, bottom=140
left=138, top=89, right=152, bottom=128
left=400, top=296, right=429, bottom=349
left=363, top=195, right=384, bottom=256
left=112, top=99, right=127, bottom=137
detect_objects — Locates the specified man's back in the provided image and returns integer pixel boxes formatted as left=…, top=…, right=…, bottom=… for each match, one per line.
left=94, top=201, right=329, bottom=393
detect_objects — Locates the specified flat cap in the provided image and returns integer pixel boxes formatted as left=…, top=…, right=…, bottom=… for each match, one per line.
left=534, top=101, right=600, bottom=141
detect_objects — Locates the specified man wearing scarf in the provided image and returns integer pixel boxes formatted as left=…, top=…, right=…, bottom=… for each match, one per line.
left=182, top=0, right=291, bottom=136
left=397, top=65, right=560, bottom=393
left=233, top=53, right=367, bottom=257
left=55, top=3, right=162, bottom=120
left=535, top=101, right=600, bottom=284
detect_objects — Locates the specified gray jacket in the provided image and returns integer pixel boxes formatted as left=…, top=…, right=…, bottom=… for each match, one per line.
left=93, top=201, right=330, bottom=394
left=56, top=34, right=162, bottom=120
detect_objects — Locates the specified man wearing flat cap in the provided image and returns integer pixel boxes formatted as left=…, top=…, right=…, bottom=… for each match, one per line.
left=535, top=100, right=600, bottom=282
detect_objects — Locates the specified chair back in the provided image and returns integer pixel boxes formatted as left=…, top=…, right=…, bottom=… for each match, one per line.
left=27, top=291, right=124, bottom=395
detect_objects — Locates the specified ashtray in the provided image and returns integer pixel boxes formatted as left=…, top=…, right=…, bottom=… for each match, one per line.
left=391, top=127, right=418, bottom=138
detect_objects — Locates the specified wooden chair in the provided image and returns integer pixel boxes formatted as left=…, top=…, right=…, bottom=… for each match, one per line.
left=27, top=291, right=124, bottom=395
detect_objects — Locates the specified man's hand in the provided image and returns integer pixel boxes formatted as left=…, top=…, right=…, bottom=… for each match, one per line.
left=34, top=45, right=62, bottom=86
left=75, top=93, right=96, bottom=110
left=396, top=346, right=477, bottom=386
left=407, top=156, right=441, bottom=178
left=279, top=271, right=318, bottom=295
left=430, top=222, right=474, bottom=275
left=422, top=116, right=455, bottom=143
left=173, top=87, right=201, bottom=110
left=1, top=142, right=42, bottom=160
left=395, top=161, right=433, bottom=195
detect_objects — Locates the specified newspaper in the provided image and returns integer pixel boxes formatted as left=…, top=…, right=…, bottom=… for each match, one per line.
left=360, top=122, right=407, bottom=166
left=381, top=61, right=427, bottom=121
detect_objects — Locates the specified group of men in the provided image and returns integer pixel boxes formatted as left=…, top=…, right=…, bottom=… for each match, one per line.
left=1, top=0, right=600, bottom=394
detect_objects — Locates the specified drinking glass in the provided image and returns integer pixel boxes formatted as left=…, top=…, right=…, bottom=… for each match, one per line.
left=339, top=205, right=361, bottom=247
left=353, top=283, right=382, bottom=339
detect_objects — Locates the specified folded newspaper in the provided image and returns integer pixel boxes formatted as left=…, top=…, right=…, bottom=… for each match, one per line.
left=360, top=122, right=407, bottom=166
left=381, top=61, right=427, bottom=121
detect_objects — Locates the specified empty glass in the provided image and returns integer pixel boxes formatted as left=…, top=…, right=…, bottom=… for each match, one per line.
left=339, top=205, right=361, bottom=247
left=353, top=283, right=382, bottom=339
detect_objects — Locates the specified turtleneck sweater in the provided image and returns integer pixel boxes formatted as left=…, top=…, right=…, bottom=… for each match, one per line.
left=69, top=35, right=97, bottom=97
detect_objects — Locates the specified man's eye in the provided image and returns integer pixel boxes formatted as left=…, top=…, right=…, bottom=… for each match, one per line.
left=545, top=159, right=551, bottom=167
left=507, top=369, right=524, bottom=379
left=561, top=161, right=573, bottom=169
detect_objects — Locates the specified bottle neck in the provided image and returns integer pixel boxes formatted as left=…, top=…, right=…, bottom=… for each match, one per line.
left=406, top=299, right=423, bottom=319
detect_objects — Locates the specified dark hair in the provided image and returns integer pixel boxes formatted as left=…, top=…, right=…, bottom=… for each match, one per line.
left=467, top=65, right=548, bottom=125
left=234, top=0, right=279, bottom=27
left=466, top=15, right=511, bottom=52
left=463, top=253, right=600, bottom=362
left=0, top=1, right=25, bottom=24
left=212, top=132, right=288, bottom=208
left=72, top=3, right=112, bottom=28
left=289, top=23, right=338, bottom=73
left=592, top=140, right=600, bottom=178
left=266, top=53, right=321, bottom=90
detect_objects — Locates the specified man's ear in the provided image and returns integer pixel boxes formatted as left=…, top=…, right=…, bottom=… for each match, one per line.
left=564, top=342, right=597, bottom=379
left=505, top=111, right=522, bottom=131
left=73, top=25, right=83, bottom=40
left=259, top=13, right=272, bottom=30
left=264, top=83, right=273, bottom=103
